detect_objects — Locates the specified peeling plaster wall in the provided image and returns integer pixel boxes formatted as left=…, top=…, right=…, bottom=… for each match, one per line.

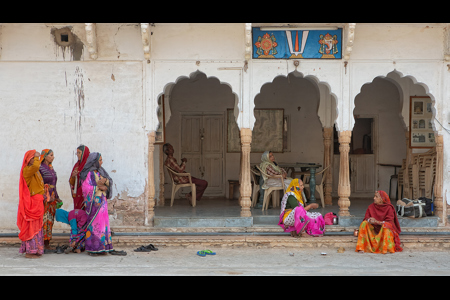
left=0, top=62, right=147, bottom=229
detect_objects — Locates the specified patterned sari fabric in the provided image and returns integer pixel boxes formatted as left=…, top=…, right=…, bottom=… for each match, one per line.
left=81, top=170, right=113, bottom=254
left=70, top=145, right=90, bottom=210
left=39, top=153, right=60, bottom=242
left=55, top=209, right=87, bottom=251
left=355, top=190, right=402, bottom=254
left=355, top=221, right=402, bottom=254
left=17, top=150, right=45, bottom=255
left=19, top=228, right=44, bottom=255
left=278, top=179, right=325, bottom=237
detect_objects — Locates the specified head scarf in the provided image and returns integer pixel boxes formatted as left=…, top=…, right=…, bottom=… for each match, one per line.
left=365, top=190, right=401, bottom=235
left=280, top=178, right=308, bottom=214
left=72, top=145, right=90, bottom=176
left=71, top=145, right=90, bottom=209
left=79, top=152, right=113, bottom=199
left=259, top=151, right=283, bottom=181
left=40, top=149, right=53, bottom=167
left=17, top=150, right=44, bottom=241
left=285, top=178, right=304, bottom=205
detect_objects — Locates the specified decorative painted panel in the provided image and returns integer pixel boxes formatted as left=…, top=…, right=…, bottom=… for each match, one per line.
left=252, top=27, right=342, bottom=59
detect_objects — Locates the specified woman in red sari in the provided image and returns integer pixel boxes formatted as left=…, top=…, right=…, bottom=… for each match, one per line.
left=17, top=150, right=46, bottom=258
left=69, top=145, right=90, bottom=210
left=356, top=190, right=402, bottom=254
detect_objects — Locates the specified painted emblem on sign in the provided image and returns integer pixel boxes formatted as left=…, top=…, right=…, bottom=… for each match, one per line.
left=254, top=33, right=278, bottom=58
left=318, top=33, right=339, bottom=58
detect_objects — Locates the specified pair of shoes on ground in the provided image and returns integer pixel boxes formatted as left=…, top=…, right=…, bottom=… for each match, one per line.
left=134, top=244, right=158, bottom=252
left=196, top=249, right=216, bottom=257
left=44, top=245, right=67, bottom=254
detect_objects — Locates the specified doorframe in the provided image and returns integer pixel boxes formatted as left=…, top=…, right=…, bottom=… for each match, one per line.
left=179, top=111, right=227, bottom=197
left=352, top=113, right=379, bottom=195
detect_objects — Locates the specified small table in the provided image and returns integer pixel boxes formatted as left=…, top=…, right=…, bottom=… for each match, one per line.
left=228, top=180, right=240, bottom=200
left=279, top=163, right=322, bottom=204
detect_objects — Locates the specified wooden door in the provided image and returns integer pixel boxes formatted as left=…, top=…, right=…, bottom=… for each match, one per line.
left=350, top=154, right=375, bottom=196
left=181, top=114, right=224, bottom=196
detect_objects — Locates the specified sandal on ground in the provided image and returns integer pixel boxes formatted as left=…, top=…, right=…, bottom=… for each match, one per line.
left=134, top=246, right=151, bottom=252
left=146, top=244, right=158, bottom=251
left=203, top=249, right=216, bottom=255
left=197, top=251, right=206, bottom=257
left=110, top=250, right=127, bottom=256
left=64, top=247, right=74, bottom=254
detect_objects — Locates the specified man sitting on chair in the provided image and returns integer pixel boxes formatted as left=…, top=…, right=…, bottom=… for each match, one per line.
left=163, top=143, right=208, bottom=205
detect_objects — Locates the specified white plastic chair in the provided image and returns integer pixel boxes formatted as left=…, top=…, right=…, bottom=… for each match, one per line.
left=256, top=165, right=285, bottom=211
left=165, top=166, right=196, bottom=207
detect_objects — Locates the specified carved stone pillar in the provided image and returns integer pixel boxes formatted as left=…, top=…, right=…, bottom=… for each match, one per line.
left=323, top=127, right=333, bottom=206
left=159, top=145, right=165, bottom=206
left=146, top=131, right=156, bottom=226
left=338, top=130, right=352, bottom=216
left=434, top=134, right=445, bottom=225
left=239, top=128, right=252, bottom=217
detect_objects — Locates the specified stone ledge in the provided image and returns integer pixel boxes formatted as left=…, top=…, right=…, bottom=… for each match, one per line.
left=3, top=234, right=450, bottom=250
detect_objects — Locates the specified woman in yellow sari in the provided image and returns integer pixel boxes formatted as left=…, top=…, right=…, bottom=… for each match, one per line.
left=278, top=178, right=325, bottom=237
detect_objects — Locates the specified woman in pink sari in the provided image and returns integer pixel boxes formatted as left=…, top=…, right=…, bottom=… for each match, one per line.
left=278, top=178, right=325, bottom=237
left=80, top=152, right=114, bottom=256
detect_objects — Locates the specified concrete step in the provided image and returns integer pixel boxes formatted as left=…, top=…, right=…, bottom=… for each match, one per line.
left=3, top=230, right=450, bottom=250
left=154, top=215, right=440, bottom=228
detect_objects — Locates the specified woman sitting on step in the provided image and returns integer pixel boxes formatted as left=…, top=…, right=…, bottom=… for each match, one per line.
left=355, top=190, right=402, bottom=254
left=278, top=178, right=325, bottom=238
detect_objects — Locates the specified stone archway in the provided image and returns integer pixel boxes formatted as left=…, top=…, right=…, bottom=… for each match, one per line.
left=147, top=69, right=251, bottom=223
left=339, top=68, right=444, bottom=223
left=252, top=71, right=338, bottom=207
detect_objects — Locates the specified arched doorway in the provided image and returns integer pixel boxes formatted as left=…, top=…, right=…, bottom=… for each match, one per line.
left=253, top=71, right=337, bottom=209
left=158, top=70, right=239, bottom=204
left=340, top=70, right=440, bottom=217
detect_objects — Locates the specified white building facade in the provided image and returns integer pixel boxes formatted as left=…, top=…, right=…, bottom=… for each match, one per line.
left=0, top=23, right=449, bottom=231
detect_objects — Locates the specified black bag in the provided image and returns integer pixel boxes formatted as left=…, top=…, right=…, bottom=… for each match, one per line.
left=396, top=198, right=427, bottom=218
left=418, top=197, right=434, bottom=216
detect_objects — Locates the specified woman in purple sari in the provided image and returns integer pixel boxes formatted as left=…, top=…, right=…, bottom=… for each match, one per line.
left=39, top=149, right=62, bottom=250
left=80, top=152, right=115, bottom=256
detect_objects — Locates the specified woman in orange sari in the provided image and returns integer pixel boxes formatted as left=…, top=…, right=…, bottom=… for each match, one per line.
left=17, top=150, right=46, bottom=258
left=355, top=190, right=402, bottom=254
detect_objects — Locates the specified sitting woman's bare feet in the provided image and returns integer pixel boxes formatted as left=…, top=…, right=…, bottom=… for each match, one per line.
left=25, top=253, right=41, bottom=259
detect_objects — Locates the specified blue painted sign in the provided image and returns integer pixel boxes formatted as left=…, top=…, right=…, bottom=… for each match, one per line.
left=252, top=27, right=342, bottom=59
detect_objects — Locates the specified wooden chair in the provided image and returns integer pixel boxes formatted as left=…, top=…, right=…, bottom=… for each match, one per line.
left=303, top=166, right=330, bottom=208
left=256, top=165, right=285, bottom=211
left=250, top=167, right=261, bottom=208
left=165, top=166, right=196, bottom=207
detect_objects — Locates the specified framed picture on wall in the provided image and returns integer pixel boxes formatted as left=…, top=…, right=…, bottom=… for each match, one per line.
left=155, top=95, right=166, bottom=144
left=410, top=96, right=435, bottom=148
left=227, top=108, right=284, bottom=152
